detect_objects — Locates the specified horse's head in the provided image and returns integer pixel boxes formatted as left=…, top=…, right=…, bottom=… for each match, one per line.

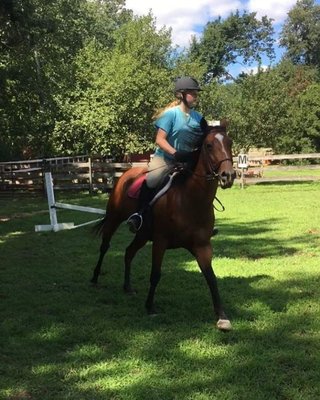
left=201, top=126, right=236, bottom=189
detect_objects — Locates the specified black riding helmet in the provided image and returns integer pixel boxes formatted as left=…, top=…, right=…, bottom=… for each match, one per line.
left=174, top=76, right=202, bottom=93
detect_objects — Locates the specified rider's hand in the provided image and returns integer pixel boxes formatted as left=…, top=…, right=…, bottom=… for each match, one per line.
left=173, top=151, right=194, bottom=162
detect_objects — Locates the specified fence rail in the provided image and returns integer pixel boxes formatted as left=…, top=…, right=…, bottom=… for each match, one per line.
left=1, top=153, right=320, bottom=195
left=0, top=156, right=149, bottom=196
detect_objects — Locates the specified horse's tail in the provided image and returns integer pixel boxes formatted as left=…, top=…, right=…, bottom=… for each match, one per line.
left=92, top=214, right=107, bottom=236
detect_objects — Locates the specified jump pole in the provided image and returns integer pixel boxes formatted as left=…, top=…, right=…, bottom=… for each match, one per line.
left=35, top=172, right=105, bottom=232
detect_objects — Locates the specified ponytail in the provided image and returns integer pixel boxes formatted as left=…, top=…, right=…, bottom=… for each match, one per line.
left=152, top=99, right=181, bottom=120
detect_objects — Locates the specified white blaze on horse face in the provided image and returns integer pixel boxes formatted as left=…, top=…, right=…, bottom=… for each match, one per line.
left=216, top=133, right=229, bottom=158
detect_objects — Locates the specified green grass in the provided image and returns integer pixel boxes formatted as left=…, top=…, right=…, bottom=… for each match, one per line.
left=1, top=183, right=320, bottom=400
left=263, top=166, right=320, bottom=178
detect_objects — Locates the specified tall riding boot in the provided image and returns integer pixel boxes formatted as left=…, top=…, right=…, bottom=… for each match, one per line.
left=127, top=181, right=155, bottom=233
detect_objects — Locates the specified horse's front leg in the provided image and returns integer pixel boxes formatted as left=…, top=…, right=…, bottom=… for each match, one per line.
left=123, top=234, right=148, bottom=294
left=145, top=239, right=167, bottom=315
left=191, top=244, right=232, bottom=331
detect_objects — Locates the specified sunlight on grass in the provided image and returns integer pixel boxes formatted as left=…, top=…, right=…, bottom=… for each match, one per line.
left=179, top=338, right=229, bottom=359
left=68, top=344, right=105, bottom=360
left=32, top=323, right=67, bottom=341
left=1, top=230, right=25, bottom=239
left=1, top=387, right=33, bottom=400
left=73, top=359, right=157, bottom=390
left=32, top=363, right=58, bottom=375
left=1, top=183, right=320, bottom=400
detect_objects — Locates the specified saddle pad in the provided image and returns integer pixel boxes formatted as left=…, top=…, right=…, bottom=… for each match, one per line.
left=128, top=175, right=146, bottom=199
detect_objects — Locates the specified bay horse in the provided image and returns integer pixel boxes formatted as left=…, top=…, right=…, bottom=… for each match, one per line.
left=91, top=125, right=236, bottom=330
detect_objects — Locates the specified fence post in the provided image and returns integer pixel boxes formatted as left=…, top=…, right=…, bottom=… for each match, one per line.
left=88, top=156, right=93, bottom=194
left=44, top=172, right=58, bottom=228
left=0, top=164, right=3, bottom=191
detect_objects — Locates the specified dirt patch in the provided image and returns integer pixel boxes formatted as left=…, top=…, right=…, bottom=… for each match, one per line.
left=307, top=229, right=320, bottom=235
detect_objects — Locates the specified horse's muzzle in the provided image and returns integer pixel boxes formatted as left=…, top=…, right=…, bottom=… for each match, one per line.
left=219, top=170, right=236, bottom=189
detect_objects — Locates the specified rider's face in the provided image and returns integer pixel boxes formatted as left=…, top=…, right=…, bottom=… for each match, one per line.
left=185, top=90, right=199, bottom=107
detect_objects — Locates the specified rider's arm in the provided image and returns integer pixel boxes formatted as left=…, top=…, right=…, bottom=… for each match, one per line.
left=155, top=128, right=176, bottom=156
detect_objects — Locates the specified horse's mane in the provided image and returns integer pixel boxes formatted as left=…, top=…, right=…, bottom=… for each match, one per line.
left=174, top=124, right=228, bottom=182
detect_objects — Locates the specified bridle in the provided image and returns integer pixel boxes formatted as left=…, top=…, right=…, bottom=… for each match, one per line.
left=148, top=131, right=233, bottom=184
left=195, top=129, right=234, bottom=182
left=203, top=157, right=233, bottom=181
left=191, top=142, right=233, bottom=182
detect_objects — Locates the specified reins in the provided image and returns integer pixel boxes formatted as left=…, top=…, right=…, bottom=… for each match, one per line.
left=213, top=196, right=225, bottom=212
left=191, top=157, right=233, bottom=181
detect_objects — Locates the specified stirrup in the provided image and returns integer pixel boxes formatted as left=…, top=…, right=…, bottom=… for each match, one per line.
left=212, top=227, right=219, bottom=236
left=126, top=213, right=143, bottom=233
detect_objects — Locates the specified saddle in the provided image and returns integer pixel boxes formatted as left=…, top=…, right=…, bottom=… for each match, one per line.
left=128, top=171, right=180, bottom=204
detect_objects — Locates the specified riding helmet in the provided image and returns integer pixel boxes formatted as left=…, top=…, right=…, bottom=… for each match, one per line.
left=174, top=76, right=202, bottom=92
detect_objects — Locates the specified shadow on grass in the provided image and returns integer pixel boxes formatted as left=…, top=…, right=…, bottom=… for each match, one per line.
left=211, top=218, right=303, bottom=259
left=214, top=216, right=319, bottom=260
left=1, top=211, right=318, bottom=261
left=1, top=213, right=319, bottom=399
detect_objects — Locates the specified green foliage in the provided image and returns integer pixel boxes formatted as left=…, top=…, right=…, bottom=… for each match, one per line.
left=295, top=84, right=320, bottom=151
left=189, top=11, right=275, bottom=80
left=52, top=15, right=173, bottom=159
left=280, top=0, right=320, bottom=68
left=1, top=1, right=320, bottom=160
left=204, top=61, right=320, bottom=153
left=0, top=0, right=130, bottom=160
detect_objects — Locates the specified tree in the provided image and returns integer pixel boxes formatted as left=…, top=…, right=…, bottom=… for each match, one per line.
left=0, top=0, right=130, bottom=160
left=52, top=15, right=173, bottom=159
left=205, top=61, right=320, bottom=154
left=280, top=0, right=320, bottom=68
left=189, top=10, right=275, bottom=80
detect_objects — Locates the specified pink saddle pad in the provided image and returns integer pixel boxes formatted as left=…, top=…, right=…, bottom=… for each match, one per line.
left=128, top=175, right=146, bottom=199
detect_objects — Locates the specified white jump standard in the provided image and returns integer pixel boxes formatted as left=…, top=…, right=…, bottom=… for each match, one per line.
left=35, top=172, right=105, bottom=232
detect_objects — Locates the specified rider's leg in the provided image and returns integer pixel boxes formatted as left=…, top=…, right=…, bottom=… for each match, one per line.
left=127, top=156, right=172, bottom=233
left=127, top=181, right=156, bottom=233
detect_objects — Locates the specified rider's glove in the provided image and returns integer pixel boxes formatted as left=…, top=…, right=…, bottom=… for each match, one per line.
left=173, top=151, right=194, bottom=163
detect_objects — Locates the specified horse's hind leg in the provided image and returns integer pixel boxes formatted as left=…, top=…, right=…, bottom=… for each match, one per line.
left=91, top=236, right=110, bottom=285
left=123, top=234, right=148, bottom=294
left=91, top=219, right=119, bottom=285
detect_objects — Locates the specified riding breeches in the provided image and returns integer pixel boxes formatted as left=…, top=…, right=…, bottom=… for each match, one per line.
left=146, top=155, right=174, bottom=189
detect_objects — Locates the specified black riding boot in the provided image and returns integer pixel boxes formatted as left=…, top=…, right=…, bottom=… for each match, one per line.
left=127, top=181, right=155, bottom=233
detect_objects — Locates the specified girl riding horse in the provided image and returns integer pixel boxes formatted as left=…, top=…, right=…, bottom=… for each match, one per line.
left=91, top=118, right=236, bottom=331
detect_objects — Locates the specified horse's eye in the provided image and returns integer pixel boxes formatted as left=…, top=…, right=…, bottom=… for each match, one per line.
left=206, top=143, right=213, bottom=150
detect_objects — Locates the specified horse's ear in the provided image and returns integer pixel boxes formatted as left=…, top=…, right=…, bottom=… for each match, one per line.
left=220, top=118, right=229, bottom=128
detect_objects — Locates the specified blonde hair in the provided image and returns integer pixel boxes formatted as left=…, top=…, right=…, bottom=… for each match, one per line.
left=152, top=98, right=181, bottom=120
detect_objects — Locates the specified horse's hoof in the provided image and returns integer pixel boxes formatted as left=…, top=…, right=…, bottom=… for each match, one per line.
left=123, top=286, right=137, bottom=295
left=148, top=311, right=159, bottom=317
left=217, top=319, right=232, bottom=331
left=146, top=306, right=159, bottom=317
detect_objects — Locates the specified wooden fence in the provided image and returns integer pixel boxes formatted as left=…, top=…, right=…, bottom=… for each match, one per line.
left=0, top=156, right=147, bottom=196
left=0, top=153, right=320, bottom=196
left=239, top=153, right=320, bottom=185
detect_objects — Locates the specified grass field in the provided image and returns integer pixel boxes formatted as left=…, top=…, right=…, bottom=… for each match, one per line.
left=1, top=182, right=320, bottom=400
left=263, top=166, right=320, bottom=178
